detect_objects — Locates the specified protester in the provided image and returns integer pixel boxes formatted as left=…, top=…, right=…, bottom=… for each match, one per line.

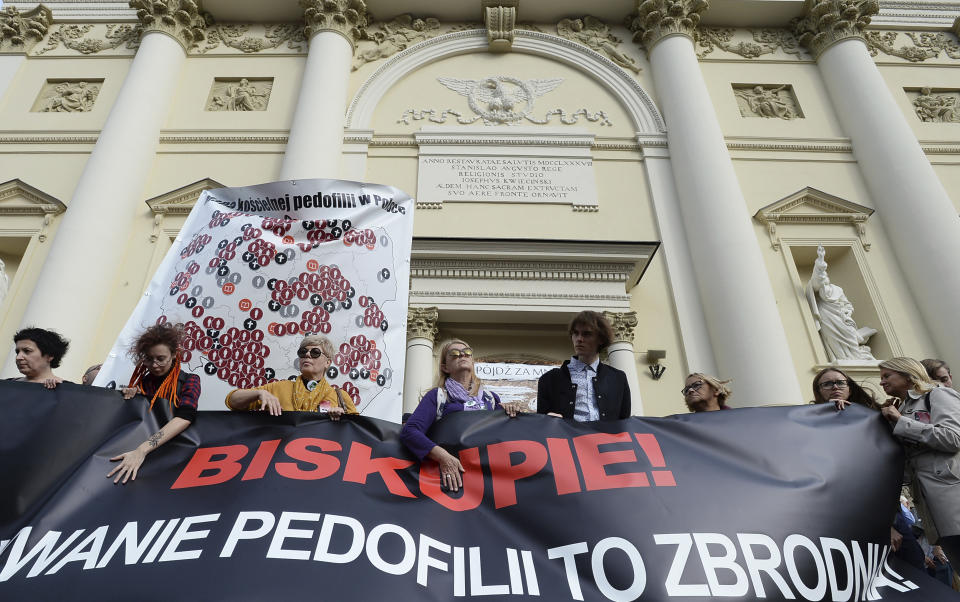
left=879, top=356, right=960, bottom=567
left=892, top=498, right=926, bottom=570
left=225, top=334, right=357, bottom=418
left=922, top=358, right=953, bottom=389
left=537, top=311, right=631, bottom=421
left=682, top=372, right=732, bottom=412
left=811, top=367, right=879, bottom=411
left=109, top=323, right=199, bottom=484
left=81, top=363, right=101, bottom=386
left=10, top=327, right=69, bottom=389
left=400, top=339, right=519, bottom=492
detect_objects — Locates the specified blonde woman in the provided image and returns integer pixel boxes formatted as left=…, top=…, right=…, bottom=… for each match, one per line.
left=879, top=356, right=960, bottom=567
left=682, top=372, right=732, bottom=412
left=400, top=339, right=519, bottom=492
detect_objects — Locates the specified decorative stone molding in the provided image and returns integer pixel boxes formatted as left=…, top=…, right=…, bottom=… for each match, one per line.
left=626, top=0, right=710, bottom=51
left=754, top=187, right=874, bottom=251
left=734, top=84, right=802, bottom=119
left=32, top=79, right=103, bottom=112
left=556, top=16, right=640, bottom=73
left=130, top=0, right=210, bottom=51
left=406, top=307, right=439, bottom=340
left=353, top=14, right=441, bottom=70
left=865, top=30, right=960, bottom=62
left=0, top=5, right=51, bottom=54
left=301, top=0, right=370, bottom=48
left=412, top=259, right=633, bottom=283
left=198, top=23, right=306, bottom=54
left=696, top=27, right=808, bottom=60
left=908, top=87, right=960, bottom=123
left=145, top=177, right=225, bottom=242
left=791, top=0, right=879, bottom=59
left=36, top=23, right=139, bottom=55
left=399, top=76, right=612, bottom=127
left=206, top=78, right=273, bottom=111
left=482, top=0, right=518, bottom=52
left=603, top=311, right=639, bottom=343
left=0, top=179, right=67, bottom=242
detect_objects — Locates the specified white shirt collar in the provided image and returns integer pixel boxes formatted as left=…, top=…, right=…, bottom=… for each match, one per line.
left=569, top=356, right=599, bottom=372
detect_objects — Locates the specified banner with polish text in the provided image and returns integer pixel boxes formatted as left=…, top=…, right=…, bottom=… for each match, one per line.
left=1, top=382, right=956, bottom=601
left=95, top=179, right=413, bottom=422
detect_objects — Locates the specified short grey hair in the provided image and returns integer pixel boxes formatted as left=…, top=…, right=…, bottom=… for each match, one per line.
left=300, top=335, right=335, bottom=359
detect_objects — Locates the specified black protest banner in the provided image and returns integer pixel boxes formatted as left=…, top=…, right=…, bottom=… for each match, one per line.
left=1, top=381, right=956, bottom=601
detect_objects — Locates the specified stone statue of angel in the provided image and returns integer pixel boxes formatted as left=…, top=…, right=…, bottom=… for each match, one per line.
left=805, top=245, right=877, bottom=363
left=556, top=16, right=640, bottom=74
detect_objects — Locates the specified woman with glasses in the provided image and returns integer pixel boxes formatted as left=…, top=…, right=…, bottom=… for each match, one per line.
left=225, top=334, right=356, bottom=418
left=879, top=356, right=960, bottom=568
left=682, top=373, right=732, bottom=412
left=401, top=339, right=518, bottom=492
left=109, top=323, right=200, bottom=484
left=811, top=367, right=878, bottom=411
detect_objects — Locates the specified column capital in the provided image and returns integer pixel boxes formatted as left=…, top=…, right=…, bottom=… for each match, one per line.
left=0, top=5, right=52, bottom=54
left=301, top=0, right=370, bottom=49
left=407, top=307, right=439, bottom=341
left=791, top=0, right=878, bottom=59
left=603, top=311, right=639, bottom=344
left=626, top=0, right=709, bottom=51
left=130, top=0, right=210, bottom=51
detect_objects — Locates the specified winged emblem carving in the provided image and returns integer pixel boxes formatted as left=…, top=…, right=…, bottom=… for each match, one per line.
left=436, top=76, right=563, bottom=125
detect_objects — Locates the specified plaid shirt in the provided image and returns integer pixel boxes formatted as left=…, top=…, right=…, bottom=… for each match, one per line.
left=141, top=371, right=200, bottom=422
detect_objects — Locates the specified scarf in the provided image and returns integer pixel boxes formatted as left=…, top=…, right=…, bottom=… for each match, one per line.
left=128, top=357, right=182, bottom=411
left=445, top=377, right=490, bottom=411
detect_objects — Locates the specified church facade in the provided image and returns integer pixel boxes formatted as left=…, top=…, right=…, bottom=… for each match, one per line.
left=0, top=0, right=958, bottom=416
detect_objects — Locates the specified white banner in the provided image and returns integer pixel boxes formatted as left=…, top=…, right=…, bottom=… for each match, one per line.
left=473, top=362, right=559, bottom=411
left=96, top=179, right=414, bottom=422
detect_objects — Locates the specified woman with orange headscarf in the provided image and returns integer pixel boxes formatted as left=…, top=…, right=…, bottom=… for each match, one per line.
left=108, top=323, right=200, bottom=484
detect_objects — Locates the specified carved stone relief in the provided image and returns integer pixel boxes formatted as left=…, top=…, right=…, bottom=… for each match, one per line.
left=483, top=0, right=518, bottom=52
left=32, top=80, right=103, bottom=113
left=908, top=87, right=960, bottom=123
left=556, top=16, right=640, bottom=73
left=865, top=31, right=960, bottom=62
left=36, top=24, right=139, bottom=55
left=696, top=27, right=808, bottom=60
left=353, top=14, right=441, bottom=71
left=0, top=5, right=52, bottom=53
left=400, top=76, right=612, bottom=126
left=198, top=24, right=307, bottom=54
left=734, top=84, right=802, bottom=119
left=206, top=78, right=273, bottom=112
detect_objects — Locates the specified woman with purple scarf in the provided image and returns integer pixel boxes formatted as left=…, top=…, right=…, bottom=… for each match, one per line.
left=400, top=338, right=520, bottom=491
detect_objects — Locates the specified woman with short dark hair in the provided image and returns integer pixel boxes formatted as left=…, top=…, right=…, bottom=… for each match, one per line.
left=11, top=327, right=69, bottom=388
left=109, top=323, right=199, bottom=484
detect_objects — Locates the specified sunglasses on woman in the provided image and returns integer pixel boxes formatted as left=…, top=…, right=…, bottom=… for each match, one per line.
left=448, top=348, right=474, bottom=359
left=297, top=347, right=327, bottom=359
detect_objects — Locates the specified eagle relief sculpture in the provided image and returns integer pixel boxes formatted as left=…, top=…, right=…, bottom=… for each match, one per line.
left=398, top=75, right=612, bottom=126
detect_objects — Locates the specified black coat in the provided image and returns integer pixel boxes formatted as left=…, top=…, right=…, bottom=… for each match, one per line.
left=536, top=360, right=631, bottom=421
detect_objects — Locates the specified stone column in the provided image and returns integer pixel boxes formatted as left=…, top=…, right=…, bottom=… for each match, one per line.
left=0, top=6, right=51, bottom=102
left=279, top=0, right=369, bottom=181
left=404, top=307, right=439, bottom=415
left=603, top=311, right=644, bottom=416
left=628, top=0, right=803, bottom=406
left=14, top=1, right=206, bottom=377
left=794, top=0, right=960, bottom=363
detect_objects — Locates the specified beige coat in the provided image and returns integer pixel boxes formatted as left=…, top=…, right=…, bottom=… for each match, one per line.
left=893, top=385, right=960, bottom=542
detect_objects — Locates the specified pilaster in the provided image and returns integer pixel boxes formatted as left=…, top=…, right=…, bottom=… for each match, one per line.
left=791, top=0, right=878, bottom=59
left=130, top=0, right=209, bottom=52
left=626, top=0, right=708, bottom=51
left=0, top=5, right=52, bottom=54
left=301, top=0, right=370, bottom=48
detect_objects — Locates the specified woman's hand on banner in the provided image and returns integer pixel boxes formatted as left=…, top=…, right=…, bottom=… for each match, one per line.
left=502, top=402, right=522, bottom=417
left=120, top=387, right=138, bottom=400
left=257, top=390, right=283, bottom=416
left=327, top=406, right=344, bottom=421
left=429, top=446, right=465, bottom=492
left=108, top=448, right=147, bottom=484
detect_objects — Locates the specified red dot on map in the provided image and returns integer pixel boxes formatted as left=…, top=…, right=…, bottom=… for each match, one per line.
left=223, top=283, right=236, bottom=295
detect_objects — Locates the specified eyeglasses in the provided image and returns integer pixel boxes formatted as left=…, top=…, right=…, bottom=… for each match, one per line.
left=681, top=381, right=704, bottom=395
left=297, top=347, right=327, bottom=359
left=144, top=355, right=171, bottom=366
left=448, top=348, right=474, bottom=359
left=819, top=380, right=850, bottom=390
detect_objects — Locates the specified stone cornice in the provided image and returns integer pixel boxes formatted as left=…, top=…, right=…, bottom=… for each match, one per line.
left=754, top=186, right=875, bottom=250
left=411, top=259, right=635, bottom=282
left=626, top=0, right=710, bottom=51
left=301, top=0, right=369, bottom=49
left=603, top=310, right=638, bottom=343
left=130, top=0, right=210, bottom=52
left=0, top=4, right=52, bottom=54
left=792, top=0, right=879, bottom=60
left=407, top=306, right=439, bottom=340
